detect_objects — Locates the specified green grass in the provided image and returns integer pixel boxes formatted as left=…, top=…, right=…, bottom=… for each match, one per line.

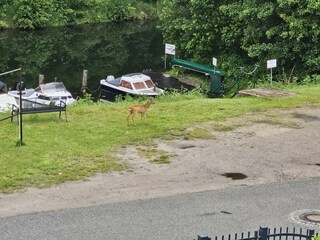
left=0, top=84, right=320, bottom=192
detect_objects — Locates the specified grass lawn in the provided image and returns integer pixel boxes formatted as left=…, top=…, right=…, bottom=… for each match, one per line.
left=0, top=84, right=319, bottom=193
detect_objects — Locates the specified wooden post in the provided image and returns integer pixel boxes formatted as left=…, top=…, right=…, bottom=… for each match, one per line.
left=82, top=70, right=88, bottom=94
left=39, top=74, right=44, bottom=85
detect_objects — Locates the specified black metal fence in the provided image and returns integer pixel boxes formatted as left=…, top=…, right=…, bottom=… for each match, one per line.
left=198, top=226, right=318, bottom=240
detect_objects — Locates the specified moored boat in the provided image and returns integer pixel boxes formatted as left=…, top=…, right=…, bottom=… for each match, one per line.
left=8, top=82, right=76, bottom=108
left=99, top=73, right=164, bottom=102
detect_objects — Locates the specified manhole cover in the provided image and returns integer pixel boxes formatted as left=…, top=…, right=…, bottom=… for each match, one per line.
left=301, top=214, right=320, bottom=223
left=290, top=209, right=320, bottom=227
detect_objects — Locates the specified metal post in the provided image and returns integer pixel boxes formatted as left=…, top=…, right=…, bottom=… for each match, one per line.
left=164, top=54, right=167, bottom=70
left=259, top=226, right=269, bottom=240
left=308, top=229, right=315, bottom=240
left=198, top=234, right=211, bottom=240
left=270, top=68, right=273, bottom=85
left=18, top=81, right=23, bottom=145
left=0, top=68, right=21, bottom=77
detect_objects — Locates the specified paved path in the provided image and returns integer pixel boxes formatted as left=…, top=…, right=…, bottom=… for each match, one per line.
left=0, top=177, right=319, bottom=240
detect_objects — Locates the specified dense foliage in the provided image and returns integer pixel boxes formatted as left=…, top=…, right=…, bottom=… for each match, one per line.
left=159, top=0, right=320, bottom=83
left=0, top=0, right=157, bottom=29
left=0, top=22, right=163, bottom=93
left=1, top=0, right=319, bottom=84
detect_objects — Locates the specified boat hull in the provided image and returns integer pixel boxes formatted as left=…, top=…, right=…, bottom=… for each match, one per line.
left=100, top=84, right=158, bottom=102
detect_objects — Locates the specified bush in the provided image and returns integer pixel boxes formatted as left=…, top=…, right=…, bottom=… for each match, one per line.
left=12, top=0, right=56, bottom=29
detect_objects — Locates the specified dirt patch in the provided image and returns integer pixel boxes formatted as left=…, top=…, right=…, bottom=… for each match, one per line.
left=176, top=75, right=201, bottom=87
left=1, top=107, right=320, bottom=217
left=237, top=88, right=295, bottom=98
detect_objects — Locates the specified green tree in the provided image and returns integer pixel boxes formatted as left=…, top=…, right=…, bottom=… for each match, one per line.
left=160, top=0, right=320, bottom=80
left=160, top=0, right=225, bottom=64
left=220, top=0, right=320, bottom=78
left=12, top=0, right=56, bottom=29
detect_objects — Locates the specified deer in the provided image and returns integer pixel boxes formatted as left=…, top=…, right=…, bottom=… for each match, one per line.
left=127, top=97, right=155, bottom=126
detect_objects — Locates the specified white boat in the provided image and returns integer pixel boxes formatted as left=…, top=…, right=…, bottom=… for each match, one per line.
left=100, top=73, right=164, bottom=102
left=8, top=82, right=76, bottom=108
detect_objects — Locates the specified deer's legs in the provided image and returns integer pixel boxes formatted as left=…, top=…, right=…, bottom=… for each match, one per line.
left=127, top=113, right=133, bottom=126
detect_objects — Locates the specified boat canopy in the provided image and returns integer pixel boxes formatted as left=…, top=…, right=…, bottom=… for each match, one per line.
left=119, top=74, right=155, bottom=90
left=121, top=73, right=152, bottom=83
left=171, top=58, right=224, bottom=76
left=36, top=82, right=67, bottom=93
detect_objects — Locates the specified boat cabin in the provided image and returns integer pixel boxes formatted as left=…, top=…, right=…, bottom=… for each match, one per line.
left=107, top=73, right=156, bottom=92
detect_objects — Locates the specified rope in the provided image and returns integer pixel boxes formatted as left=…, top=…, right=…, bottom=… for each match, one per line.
left=81, top=86, right=101, bottom=94
left=239, top=65, right=259, bottom=75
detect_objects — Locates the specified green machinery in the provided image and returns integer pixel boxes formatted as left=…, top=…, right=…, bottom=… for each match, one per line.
left=170, top=58, right=224, bottom=97
left=170, top=58, right=259, bottom=98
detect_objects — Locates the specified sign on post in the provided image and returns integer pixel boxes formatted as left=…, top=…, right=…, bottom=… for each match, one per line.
left=267, top=59, right=277, bottom=84
left=165, top=44, right=176, bottom=55
left=267, top=59, right=277, bottom=69
left=164, top=43, right=176, bottom=69
left=212, top=57, right=217, bottom=67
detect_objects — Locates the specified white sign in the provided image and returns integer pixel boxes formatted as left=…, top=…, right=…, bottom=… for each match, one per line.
left=267, top=59, right=277, bottom=69
left=165, top=44, right=176, bottom=55
left=212, top=57, right=217, bottom=67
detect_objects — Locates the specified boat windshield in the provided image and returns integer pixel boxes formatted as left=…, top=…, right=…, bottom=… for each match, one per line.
left=38, top=82, right=67, bottom=93
left=133, top=82, right=147, bottom=90
left=144, top=80, right=154, bottom=88
left=119, top=80, right=133, bottom=89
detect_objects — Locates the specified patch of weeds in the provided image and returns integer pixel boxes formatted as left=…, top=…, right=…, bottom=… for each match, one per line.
left=212, top=124, right=236, bottom=132
left=247, top=132, right=256, bottom=137
left=149, top=153, right=171, bottom=164
left=253, top=118, right=300, bottom=128
left=137, top=147, right=158, bottom=159
left=162, top=128, right=186, bottom=140
left=184, top=128, right=216, bottom=140
left=292, top=113, right=320, bottom=121
left=135, top=145, right=172, bottom=164
left=279, top=120, right=300, bottom=128
left=15, top=141, right=26, bottom=147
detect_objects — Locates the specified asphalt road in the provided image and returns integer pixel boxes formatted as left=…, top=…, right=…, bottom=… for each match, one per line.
left=0, top=177, right=319, bottom=240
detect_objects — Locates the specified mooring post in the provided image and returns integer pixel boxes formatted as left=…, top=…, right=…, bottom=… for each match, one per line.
left=82, top=70, right=88, bottom=94
left=39, top=74, right=44, bottom=85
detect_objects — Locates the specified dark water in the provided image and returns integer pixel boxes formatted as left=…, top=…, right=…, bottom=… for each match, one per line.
left=0, top=21, right=191, bottom=98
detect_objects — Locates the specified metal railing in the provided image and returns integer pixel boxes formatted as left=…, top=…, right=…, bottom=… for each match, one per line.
left=198, top=226, right=318, bottom=240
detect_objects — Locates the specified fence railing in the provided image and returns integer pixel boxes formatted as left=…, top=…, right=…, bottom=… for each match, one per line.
left=198, top=226, right=318, bottom=240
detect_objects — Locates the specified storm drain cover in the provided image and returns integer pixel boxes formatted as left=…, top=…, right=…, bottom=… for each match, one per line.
left=290, top=209, right=320, bottom=227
